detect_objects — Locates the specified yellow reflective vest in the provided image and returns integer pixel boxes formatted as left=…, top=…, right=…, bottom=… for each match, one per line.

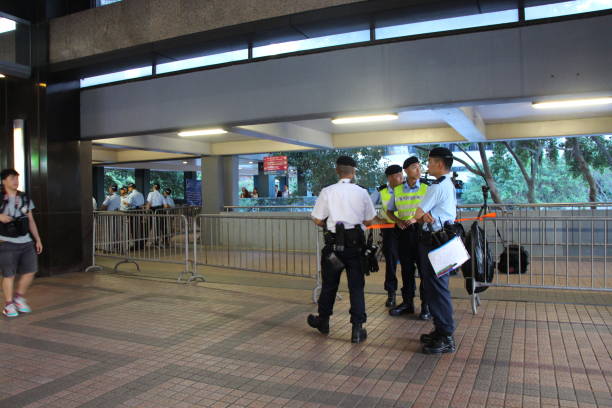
left=393, top=182, right=428, bottom=221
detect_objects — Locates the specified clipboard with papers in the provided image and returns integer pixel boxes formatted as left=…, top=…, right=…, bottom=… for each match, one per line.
left=427, top=236, right=470, bottom=278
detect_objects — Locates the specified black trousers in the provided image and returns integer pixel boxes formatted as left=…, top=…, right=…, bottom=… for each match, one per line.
left=318, top=246, right=366, bottom=324
left=418, top=238, right=455, bottom=335
left=397, top=226, right=427, bottom=304
left=382, top=228, right=400, bottom=293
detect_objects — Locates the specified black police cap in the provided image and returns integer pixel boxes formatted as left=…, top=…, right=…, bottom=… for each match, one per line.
left=336, top=156, right=357, bottom=167
left=127, top=183, right=136, bottom=188
left=403, top=156, right=419, bottom=169
left=110, top=184, right=118, bottom=192
left=384, top=164, right=402, bottom=176
left=164, top=188, right=172, bottom=194
left=428, top=147, right=453, bottom=159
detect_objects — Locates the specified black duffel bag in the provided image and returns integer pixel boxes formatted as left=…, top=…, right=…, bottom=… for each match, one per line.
left=498, top=244, right=529, bottom=274
left=462, top=221, right=494, bottom=294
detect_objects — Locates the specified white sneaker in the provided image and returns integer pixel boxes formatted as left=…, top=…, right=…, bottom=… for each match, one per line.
left=3, top=303, right=18, bottom=317
left=13, top=296, right=31, bottom=313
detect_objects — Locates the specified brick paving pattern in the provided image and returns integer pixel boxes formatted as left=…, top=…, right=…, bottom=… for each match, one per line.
left=0, top=273, right=610, bottom=408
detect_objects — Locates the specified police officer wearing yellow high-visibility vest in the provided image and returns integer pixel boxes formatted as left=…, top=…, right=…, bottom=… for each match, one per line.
left=405, top=147, right=458, bottom=354
left=369, top=164, right=404, bottom=308
left=308, top=156, right=378, bottom=344
left=385, top=157, right=431, bottom=320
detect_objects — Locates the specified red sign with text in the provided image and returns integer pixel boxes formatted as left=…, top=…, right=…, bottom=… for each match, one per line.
left=264, top=156, right=288, bottom=173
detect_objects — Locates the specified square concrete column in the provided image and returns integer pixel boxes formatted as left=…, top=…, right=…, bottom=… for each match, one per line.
left=202, top=155, right=239, bottom=213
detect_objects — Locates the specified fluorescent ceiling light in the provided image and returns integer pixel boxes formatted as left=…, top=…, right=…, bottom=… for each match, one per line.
left=182, top=161, right=188, bottom=164
left=178, top=128, right=227, bottom=137
left=532, top=97, right=612, bottom=109
left=0, top=74, right=5, bottom=78
left=0, top=18, right=16, bottom=34
left=332, top=113, right=399, bottom=124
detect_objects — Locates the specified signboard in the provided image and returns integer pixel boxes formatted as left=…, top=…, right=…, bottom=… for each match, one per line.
left=185, top=179, right=202, bottom=206
left=263, top=156, right=288, bottom=175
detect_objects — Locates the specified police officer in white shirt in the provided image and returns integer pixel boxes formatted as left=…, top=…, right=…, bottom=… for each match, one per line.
left=126, top=184, right=145, bottom=210
left=308, top=156, right=378, bottom=343
left=146, top=184, right=164, bottom=211
left=100, top=185, right=121, bottom=211
left=162, top=189, right=175, bottom=208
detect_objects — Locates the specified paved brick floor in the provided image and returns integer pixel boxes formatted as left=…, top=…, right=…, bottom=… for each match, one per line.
left=0, top=272, right=611, bottom=408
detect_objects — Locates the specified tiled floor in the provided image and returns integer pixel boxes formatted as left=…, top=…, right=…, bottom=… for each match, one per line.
left=0, top=271, right=611, bottom=408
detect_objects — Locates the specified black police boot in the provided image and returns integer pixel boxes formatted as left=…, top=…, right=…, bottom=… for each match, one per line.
left=351, top=323, right=367, bottom=344
left=307, top=314, right=329, bottom=335
left=422, top=334, right=456, bottom=354
left=389, top=299, right=415, bottom=316
left=385, top=292, right=396, bottom=308
left=419, top=329, right=439, bottom=344
left=419, top=304, right=432, bottom=321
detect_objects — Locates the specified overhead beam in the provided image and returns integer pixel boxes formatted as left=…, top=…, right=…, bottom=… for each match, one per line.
left=96, top=135, right=211, bottom=155
left=211, top=139, right=313, bottom=155
left=434, top=107, right=487, bottom=142
left=333, top=127, right=461, bottom=148
left=487, top=116, right=612, bottom=140
left=228, top=123, right=333, bottom=149
left=92, top=147, right=195, bottom=164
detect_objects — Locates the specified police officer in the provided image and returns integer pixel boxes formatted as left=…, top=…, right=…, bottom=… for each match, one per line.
left=386, top=157, right=431, bottom=320
left=146, top=183, right=164, bottom=211
left=119, top=186, right=130, bottom=212
left=100, top=185, right=121, bottom=211
left=125, top=183, right=145, bottom=210
left=162, top=189, right=176, bottom=208
left=370, top=165, right=403, bottom=308
left=308, top=156, right=378, bottom=343
left=407, top=147, right=458, bottom=354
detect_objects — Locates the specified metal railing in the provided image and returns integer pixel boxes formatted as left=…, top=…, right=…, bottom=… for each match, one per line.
left=86, top=212, right=203, bottom=283
left=193, top=214, right=322, bottom=300
left=467, top=215, right=611, bottom=314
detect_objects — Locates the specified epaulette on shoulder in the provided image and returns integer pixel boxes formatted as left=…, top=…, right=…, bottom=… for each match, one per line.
left=420, top=178, right=431, bottom=186
left=377, top=184, right=387, bottom=192
left=432, top=176, right=446, bottom=185
left=357, top=184, right=368, bottom=190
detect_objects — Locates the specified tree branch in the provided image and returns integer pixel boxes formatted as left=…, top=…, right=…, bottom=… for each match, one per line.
left=591, top=136, right=612, bottom=167
left=455, top=143, right=484, bottom=175
left=503, top=141, right=532, bottom=183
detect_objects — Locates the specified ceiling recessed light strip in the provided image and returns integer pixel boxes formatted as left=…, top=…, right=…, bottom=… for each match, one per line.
left=331, top=113, right=399, bottom=124
left=178, top=128, right=227, bottom=137
left=532, top=97, right=612, bottom=109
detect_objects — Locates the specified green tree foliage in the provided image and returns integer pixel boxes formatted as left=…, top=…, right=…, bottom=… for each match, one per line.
left=104, top=168, right=134, bottom=190
left=150, top=171, right=185, bottom=200
left=280, top=147, right=388, bottom=195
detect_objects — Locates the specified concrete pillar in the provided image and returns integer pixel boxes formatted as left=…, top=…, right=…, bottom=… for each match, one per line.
left=202, top=155, right=239, bottom=213
left=135, top=169, right=150, bottom=194
left=92, top=166, right=105, bottom=208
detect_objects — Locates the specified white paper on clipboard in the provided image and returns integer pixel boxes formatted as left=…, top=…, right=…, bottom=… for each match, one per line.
left=428, top=236, right=470, bottom=277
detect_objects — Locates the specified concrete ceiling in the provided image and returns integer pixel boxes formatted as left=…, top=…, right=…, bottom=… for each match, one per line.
left=92, top=98, right=612, bottom=165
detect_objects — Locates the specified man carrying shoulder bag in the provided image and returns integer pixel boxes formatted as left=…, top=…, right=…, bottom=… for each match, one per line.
left=0, top=169, right=43, bottom=318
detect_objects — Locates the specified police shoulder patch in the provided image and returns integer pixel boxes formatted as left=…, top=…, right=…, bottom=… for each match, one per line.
left=432, top=176, right=446, bottom=185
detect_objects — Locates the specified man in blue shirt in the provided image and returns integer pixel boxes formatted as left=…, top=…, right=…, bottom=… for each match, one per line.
left=406, top=147, right=458, bottom=354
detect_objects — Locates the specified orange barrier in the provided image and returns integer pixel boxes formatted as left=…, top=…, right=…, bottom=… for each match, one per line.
left=366, top=212, right=497, bottom=230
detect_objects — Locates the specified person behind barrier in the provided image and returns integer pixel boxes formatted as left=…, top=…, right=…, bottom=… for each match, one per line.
left=100, top=185, right=121, bottom=211
left=146, top=183, right=164, bottom=211
left=162, top=189, right=175, bottom=208
left=308, top=156, right=378, bottom=343
left=125, top=183, right=145, bottom=210
left=92, top=197, right=97, bottom=211
left=406, top=147, right=458, bottom=354
left=369, top=164, right=403, bottom=308
left=385, top=157, right=431, bottom=321
left=119, top=186, right=130, bottom=212
left=0, top=169, right=43, bottom=318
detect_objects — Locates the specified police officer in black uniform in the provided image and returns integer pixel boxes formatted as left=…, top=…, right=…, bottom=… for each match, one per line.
left=407, top=147, right=458, bottom=354
left=307, top=156, right=378, bottom=343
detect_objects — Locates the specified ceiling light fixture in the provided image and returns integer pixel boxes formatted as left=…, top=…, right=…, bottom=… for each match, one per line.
left=331, top=113, right=399, bottom=124
left=182, top=161, right=188, bottom=164
left=0, top=74, right=5, bottom=78
left=0, top=18, right=16, bottom=35
left=178, top=128, right=227, bottom=137
left=532, top=97, right=612, bottom=109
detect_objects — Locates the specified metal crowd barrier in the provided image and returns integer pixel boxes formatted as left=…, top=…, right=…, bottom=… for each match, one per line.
left=468, top=216, right=611, bottom=314
left=86, top=212, right=203, bottom=283
left=192, top=214, right=322, bottom=300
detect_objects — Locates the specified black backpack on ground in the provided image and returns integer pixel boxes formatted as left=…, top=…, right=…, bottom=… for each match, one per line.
left=462, top=221, right=494, bottom=294
left=497, top=244, right=529, bottom=274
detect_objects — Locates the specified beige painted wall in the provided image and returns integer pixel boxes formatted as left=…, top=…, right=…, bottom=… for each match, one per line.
left=50, top=0, right=364, bottom=63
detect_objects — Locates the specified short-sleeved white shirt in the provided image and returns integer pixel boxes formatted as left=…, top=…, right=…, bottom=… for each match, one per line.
left=146, top=190, right=164, bottom=207
left=163, top=196, right=175, bottom=208
left=311, top=179, right=377, bottom=233
left=102, top=193, right=121, bottom=211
